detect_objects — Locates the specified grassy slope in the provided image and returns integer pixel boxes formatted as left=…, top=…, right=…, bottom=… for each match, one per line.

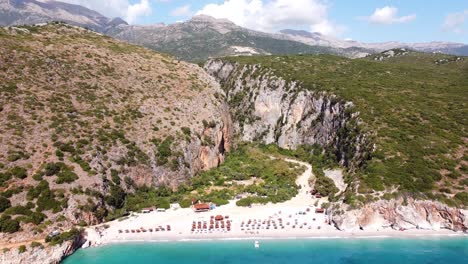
left=226, top=52, right=468, bottom=205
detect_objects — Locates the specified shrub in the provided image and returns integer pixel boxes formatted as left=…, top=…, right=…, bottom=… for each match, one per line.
left=181, top=127, right=191, bottom=136
left=314, top=176, right=339, bottom=197
left=105, top=186, right=126, bottom=209
left=0, top=216, right=20, bottom=233
left=179, top=199, right=192, bottom=208
left=44, top=163, right=61, bottom=176
left=46, top=228, right=81, bottom=246
left=0, top=196, right=11, bottom=213
left=30, top=241, right=43, bottom=248
left=56, top=170, right=78, bottom=184
left=110, top=169, right=120, bottom=185
left=455, top=192, right=468, bottom=206
left=18, top=245, right=26, bottom=254
left=9, top=167, right=27, bottom=179
left=55, top=150, right=64, bottom=159
left=0, top=172, right=11, bottom=186
left=156, top=136, right=174, bottom=165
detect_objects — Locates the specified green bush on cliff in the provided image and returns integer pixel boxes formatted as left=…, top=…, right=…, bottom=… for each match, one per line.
left=454, top=192, right=468, bottom=206
left=0, top=196, right=11, bottom=213
left=18, top=245, right=26, bottom=254
left=46, top=228, right=81, bottom=246
left=0, top=216, right=20, bottom=233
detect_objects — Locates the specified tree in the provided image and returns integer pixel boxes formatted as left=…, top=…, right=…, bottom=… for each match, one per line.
left=105, top=186, right=126, bottom=209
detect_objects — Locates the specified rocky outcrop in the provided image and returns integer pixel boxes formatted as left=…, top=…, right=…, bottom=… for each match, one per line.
left=1, top=235, right=84, bottom=264
left=331, top=198, right=468, bottom=232
left=205, top=59, right=372, bottom=169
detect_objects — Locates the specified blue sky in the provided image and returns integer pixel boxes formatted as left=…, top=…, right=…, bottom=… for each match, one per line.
left=64, top=0, right=468, bottom=43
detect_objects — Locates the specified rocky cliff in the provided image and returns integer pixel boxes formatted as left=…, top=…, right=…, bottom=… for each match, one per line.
left=0, top=24, right=231, bottom=247
left=1, top=234, right=84, bottom=264
left=204, top=59, right=373, bottom=169
left=331, top=198, right=468, bottom=232
left=204, top=58, right=468, bottom=234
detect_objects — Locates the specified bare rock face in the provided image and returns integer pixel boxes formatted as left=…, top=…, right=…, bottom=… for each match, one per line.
left=1, top=235, right=83, bottom=264
left=205, top=59, right=372, bottom=169
left=332, top=198, right=468, bottom=232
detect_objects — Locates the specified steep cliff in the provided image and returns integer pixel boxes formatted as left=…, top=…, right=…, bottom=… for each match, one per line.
left=205, top=59, right=373, bottom=170
left=1, top=234, right=84, bottom=264
left=331, top=198, right=468, bottom=232
left=204, top=58, right=468, bottom=233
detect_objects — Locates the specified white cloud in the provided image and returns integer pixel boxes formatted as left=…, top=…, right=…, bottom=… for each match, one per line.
left=196, top=0, right=344, bottom=36
left=364, top=6, right=416, bottom=25
left=443, top=10, right=468, bottom=34
left=126, top=0, right=152, bottom=24
left=170, top=5, right=193, bottom=17
left=60, top=0, right=152, bottom=24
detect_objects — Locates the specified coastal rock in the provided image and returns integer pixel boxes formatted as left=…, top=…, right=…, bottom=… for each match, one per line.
left=332, top=199, right=468, bottom=232
left=1, top=236, right=84, bottom=264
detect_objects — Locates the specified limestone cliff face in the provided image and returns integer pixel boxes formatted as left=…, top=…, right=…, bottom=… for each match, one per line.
left=204, top=59, right=372, bottom=169
left=331, top=198, right=468, bottom=232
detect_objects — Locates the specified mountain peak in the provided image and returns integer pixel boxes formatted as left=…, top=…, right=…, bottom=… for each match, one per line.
left=189, top=15, right=235, bottom=25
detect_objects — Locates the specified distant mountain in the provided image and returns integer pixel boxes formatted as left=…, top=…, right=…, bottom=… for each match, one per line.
left=0, top=0, right=125, bottom=32
left=1, top=0, right=466, bottom=60
left=107, top=15, right=370, bottom=61
left=281, top=29, right=468, bottom=56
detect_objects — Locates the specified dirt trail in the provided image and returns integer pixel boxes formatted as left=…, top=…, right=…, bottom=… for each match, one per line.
left=0, top=238, right=45, bottom=250
left=282, top=158, right=314, bottom=207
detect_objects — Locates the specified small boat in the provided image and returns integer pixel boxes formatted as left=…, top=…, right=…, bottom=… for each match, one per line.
left=254, top=241, right=260, bottom=248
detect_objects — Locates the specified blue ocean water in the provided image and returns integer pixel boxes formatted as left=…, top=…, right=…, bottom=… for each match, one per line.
left=63, top=238, right=468, bottom=264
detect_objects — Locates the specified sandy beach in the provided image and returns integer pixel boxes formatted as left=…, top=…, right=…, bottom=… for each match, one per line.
left=84, top=159, right=466, bottom=246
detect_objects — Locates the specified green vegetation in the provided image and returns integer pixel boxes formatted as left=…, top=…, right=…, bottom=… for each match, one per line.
left=112, top=143, right=305, bottom=214
left=259, top=144, right=340, bottom=200
left=0, top=197, right=11, bottom=213
left=46, top=228, right=81, bottom=246
left=18, top=245, right=26, bottom=254
left=227, top=53, right=468, bottom=205
left=30, top=241, right=43, bottom=248
left=9, top=166, right=27, bottom=179
left=0, top=215, right=20, bottom=233
left=153, top=136, right=174, bottom=165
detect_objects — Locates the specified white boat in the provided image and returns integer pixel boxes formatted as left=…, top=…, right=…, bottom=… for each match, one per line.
left=254, top=241, right=260, bottom=248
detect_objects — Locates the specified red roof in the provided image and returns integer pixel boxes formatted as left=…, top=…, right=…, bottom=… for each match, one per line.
left=194, top=203, right=210, bottom=210
left=215, top=215, right=224, bottom=221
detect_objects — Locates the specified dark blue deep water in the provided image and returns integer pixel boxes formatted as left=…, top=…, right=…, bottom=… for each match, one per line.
left=63, top=238, right=468, bottom=264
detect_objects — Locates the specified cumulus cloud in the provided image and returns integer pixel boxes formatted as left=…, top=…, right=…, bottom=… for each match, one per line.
left=126, top=0, right=152, bottom=24
left=60, top=0, right=152, bottom=24
left=196, top=0, right=344, bottom=36
left=170, top=5, right=193, bottom=17
left=443, top=10, right=468, bottom=34
left=363, top=6, right=416, bottom=25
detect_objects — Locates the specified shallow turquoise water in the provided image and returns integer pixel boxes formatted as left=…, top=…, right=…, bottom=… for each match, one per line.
left=63, top=237, right=468, bottom=264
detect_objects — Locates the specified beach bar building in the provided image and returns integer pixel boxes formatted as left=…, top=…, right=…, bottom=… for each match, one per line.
left=193, top=203, right=210, bottom=212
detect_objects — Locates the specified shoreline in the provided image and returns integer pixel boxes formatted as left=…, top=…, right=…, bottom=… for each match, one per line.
left=82, top=158, right=467, bottom=250
left=94, top=230, right=467, bottom=246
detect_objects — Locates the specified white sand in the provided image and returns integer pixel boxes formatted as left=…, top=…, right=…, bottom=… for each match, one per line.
left=84, top=159, right=465, bottom=246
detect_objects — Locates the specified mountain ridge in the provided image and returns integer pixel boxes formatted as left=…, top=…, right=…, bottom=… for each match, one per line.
left=2, top=0, right=467, bottom=60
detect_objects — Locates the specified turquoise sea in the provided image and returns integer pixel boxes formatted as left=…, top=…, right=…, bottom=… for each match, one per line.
left=63, top=238, right=468, bottom=264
